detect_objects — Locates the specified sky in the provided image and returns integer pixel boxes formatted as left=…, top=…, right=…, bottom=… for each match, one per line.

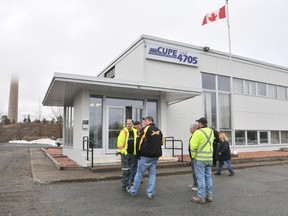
left=1, top=0, right=288, bottom=121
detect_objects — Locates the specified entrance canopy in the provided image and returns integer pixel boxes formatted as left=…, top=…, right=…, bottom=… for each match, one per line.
left=43, top=73, right=202, bottom=106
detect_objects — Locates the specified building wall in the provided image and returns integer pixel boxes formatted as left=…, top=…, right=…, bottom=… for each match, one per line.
left=234, top=94, right=288, bottom=130
left=165, top=95, right=204, bottom=152
left=113, top=41, right=146, bottom=81
left=64, top=89, right=90, bottom=167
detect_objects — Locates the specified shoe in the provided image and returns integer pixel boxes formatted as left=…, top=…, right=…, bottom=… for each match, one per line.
left=191, top=186, right=198, bottom=191
left=147, top=194, right=155, bottom=199
left=214, top=172, right=221, bottom=175
left=206, top=195, right=213, bottom=202
left=191, top=196, right=205, bottom=203
left=229, top=172, right=235, bottom=176
left=126, top=186, right=135, bottom=196
left=126, top=186, right=131, bottom=192
left=188, top=184, right=193, bottom=188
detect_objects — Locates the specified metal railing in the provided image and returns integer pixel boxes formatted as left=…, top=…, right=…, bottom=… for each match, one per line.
left=83, top=136, right=94, bottom=168
left=164, top=136, right=184, bottom=162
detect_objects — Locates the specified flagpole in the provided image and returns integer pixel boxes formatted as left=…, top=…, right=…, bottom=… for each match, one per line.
left=226, top=0, right=236, bottom=153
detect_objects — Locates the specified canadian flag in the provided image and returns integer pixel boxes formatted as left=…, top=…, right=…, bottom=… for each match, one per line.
left=202, top=5, right=226, bottom=26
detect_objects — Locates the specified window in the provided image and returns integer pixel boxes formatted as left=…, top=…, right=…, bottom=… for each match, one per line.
left=218, top=93, right=231, bottom=129
left=247, top=131, right=257, bottom=145
left=202, top=73, right=216, bottom=90
left=89, top=97, right=103, bottom=148
left=104, top=67, right=115, bottom=78
left=235, top=130, right=245, bottom=145
left=257, top=82, right=267, bottom=96
left=218, top=76, right=230, bottom=92
left=268, top=84, right=277, bottom=98
left=65, top=106, right=74, bottom=147
left=147, top=100, right=158, bottom=125
left=271, top=131, right=279, bottom=144
left=233, top=78, right=244, bottom=94
left=259, top=131, right=268, bottom=144
left=278, top=86, right=287, bottom=100
left=203, top=91, right=217, bottom=128
left=281, top=131, right=288, bottom=144
left=245, top=81, right=256, bottom=95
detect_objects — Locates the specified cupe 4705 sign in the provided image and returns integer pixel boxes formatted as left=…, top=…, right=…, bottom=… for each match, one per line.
left=146, top=43, right=199, bottom=67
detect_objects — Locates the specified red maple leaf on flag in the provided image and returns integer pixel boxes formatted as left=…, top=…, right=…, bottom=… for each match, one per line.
left=202, top=5, right=226, bottom=26
left=208, top=13, right=218, bottom=22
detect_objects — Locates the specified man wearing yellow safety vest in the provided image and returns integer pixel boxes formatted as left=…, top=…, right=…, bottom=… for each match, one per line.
left=117, top=119, right=138, bottom=191
left=190, top=117, right=214, bottom=203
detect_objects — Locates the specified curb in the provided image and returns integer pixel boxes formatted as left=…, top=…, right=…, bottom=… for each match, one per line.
left=41, top=148, right=64, bottom=170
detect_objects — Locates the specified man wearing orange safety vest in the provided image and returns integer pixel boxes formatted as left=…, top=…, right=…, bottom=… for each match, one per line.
left=117, top=119, right=138, bottom=191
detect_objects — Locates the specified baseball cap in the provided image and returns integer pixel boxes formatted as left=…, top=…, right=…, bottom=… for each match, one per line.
left=142, top=116, right=154, bottom=122
left=133, top=120, right=141, bottom=125
left=196, top=117, right=207, bottom=125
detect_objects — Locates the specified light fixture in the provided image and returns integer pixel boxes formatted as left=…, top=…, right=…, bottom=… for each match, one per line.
left=203, top=46, right=210, bottom=52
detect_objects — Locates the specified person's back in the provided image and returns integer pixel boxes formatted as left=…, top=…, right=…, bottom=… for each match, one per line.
left=190, top=117, right=214, bottom=204
left=190, top=127, right=214, bottom=161
left=138, top=123, right=163, bottom=158
left=127, top=116, right=163, bottom=199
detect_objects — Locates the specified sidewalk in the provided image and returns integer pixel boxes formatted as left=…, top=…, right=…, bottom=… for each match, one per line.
left=30, top=147, right=288, bottom=184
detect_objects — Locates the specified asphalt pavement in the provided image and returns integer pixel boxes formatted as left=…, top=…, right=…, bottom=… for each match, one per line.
left=31, top=146, right=288, bottom=184
left=2, top=143, right=288, bottom=216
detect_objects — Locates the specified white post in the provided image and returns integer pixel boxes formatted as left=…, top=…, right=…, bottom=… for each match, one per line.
left=226, top=0, right=236, bottom=152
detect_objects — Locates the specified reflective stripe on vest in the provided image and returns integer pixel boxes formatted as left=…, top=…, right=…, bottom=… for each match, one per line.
left=138, top=126, right=150, bottom=150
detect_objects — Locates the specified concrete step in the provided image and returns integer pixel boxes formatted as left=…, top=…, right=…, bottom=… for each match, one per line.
left=89, top=156, right=288, bottom=175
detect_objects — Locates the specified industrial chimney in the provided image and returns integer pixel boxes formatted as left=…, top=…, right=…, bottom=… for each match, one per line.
left=8, top=75, right=19, bottom=123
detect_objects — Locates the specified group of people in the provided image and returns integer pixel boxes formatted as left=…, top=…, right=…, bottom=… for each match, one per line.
left=116, top=116, right=163, bottom=198
left=116, top=115, right=234, bottom=203
left=189, top=117, right=235, bottom=203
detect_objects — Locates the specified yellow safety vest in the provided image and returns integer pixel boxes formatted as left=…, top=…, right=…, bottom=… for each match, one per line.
left=190, top=127, right=214, bottom=161
left=117, top=127, right=138, bottom=155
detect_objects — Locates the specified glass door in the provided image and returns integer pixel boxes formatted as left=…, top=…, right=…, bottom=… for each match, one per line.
left=107, top=106, right=125, bottom=153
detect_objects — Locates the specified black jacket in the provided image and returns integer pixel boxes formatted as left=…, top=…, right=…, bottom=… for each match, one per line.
left=216, top=141, right=231, bottom=161
left=136, top=123, right=163, bottom=158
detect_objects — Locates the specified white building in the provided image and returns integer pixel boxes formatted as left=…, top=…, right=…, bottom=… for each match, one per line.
left=43, top=35, right=288, bottom=167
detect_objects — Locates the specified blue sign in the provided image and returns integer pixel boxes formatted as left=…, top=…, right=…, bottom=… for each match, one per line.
left=146, top=43, right=199, bottom=67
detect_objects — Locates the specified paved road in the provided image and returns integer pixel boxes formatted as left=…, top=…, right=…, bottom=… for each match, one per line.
left=1, top=143, right=288, bottom=216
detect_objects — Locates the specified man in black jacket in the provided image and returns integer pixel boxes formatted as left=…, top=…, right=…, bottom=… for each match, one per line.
left=127, top=116, right=163, bottom=198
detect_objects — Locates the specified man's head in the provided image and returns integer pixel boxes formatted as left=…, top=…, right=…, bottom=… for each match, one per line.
left=189, top=123, right=198, bottom=134
left=126, top=119, right=133, bottom=130
left=196, top=117, right=207, bottom=128
left=142, top=116, right=154, bottom=126
left=133, top=120, right=142, bottom=131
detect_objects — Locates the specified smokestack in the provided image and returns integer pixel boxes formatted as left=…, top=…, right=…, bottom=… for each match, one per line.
left=8, top=75, right=19, bottom=123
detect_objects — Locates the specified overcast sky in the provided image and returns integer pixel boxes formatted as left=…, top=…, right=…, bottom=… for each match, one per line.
left=1, top=0, right=288, bottom=121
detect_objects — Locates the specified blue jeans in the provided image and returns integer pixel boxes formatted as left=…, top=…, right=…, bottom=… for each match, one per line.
left=217, top=160, right=234, bottom=174
left=121, top=153, right=138, bottom=189
left=194, top=159, right=213, bottom=198
left=129, top=156, right=159, bottom=197
left=191, top=159, right=198, bottom=187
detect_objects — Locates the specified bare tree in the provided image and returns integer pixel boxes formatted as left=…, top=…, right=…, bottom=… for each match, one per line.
left=49, top=107, right=64, bottom=138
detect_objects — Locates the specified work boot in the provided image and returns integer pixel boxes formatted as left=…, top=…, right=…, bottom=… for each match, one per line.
left=206, top=195, right=213, bottom=202
left=191, top=196, right=205, bottom=203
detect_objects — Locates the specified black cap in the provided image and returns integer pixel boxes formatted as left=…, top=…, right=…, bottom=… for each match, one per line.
left=142, top=116, right=154, bottom=122
left=196, top=117, right=207, bottom=125
left=133, top=120, right=141, bottom=125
